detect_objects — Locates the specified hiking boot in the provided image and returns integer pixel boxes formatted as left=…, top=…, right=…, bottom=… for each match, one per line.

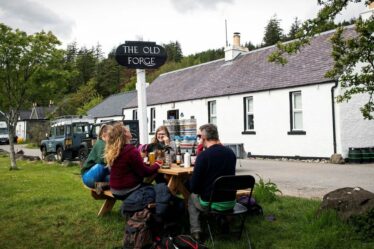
left=95, top=182, right=110, bottom=195
left=191, top=232, right=201, bottom=242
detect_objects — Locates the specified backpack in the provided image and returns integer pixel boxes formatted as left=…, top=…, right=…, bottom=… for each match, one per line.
left=123, top=208, right=153, bottom=249
left=238, top=196, right=264, bottom=216
left=173, top=235, right=208, bottom=249
left=151, top=235, right=207, bottom=249
left=121, top=186, right=156, bottom=216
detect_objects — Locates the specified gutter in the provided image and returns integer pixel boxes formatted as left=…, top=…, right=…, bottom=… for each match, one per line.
left=331, top=81, right=338, bottom=154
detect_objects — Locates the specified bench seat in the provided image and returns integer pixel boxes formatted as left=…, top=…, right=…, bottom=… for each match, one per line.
left=87, top=187, right=252, bottom=217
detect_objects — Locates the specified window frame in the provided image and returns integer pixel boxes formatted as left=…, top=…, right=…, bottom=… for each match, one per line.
left=288, top=91, right=306, bottom=135
left=242, top=96, right=256, bottom=135
left=132, top=109, right=138, bottom=120
left=150, top=107, right=156, bottom=133
left=208, top=100, right=217, bottom=125
left=167, top=109, right=179, bottom=120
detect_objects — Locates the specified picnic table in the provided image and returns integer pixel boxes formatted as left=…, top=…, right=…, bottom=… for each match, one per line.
left=88, top=164, right=250, bottom=216
left=158, top=164, right=194, bottom=204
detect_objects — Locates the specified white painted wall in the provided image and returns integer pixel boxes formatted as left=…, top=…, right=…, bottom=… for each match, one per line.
left=335, top=89, right=374, bottom=158
left=16, top=121, right=26, bottom=140
left=216, top=84, right=335, bottom=158
left=123, top=82, right=337, bottom=158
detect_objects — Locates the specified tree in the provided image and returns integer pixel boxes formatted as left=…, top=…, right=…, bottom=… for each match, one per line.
left=263, top=15, right=284, bottom=46
left=268, top=0, right=374, bottom=119
left=54, top=79, right=102, bottom=116
left=244, top=41, right=256, bottom=51
left=287, top=17, right=301, bottom=40
left=164, top=41, right=183, bottom=63
left=0, top=23, right=63, bottom=169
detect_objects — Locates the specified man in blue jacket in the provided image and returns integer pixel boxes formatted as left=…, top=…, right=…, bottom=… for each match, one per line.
left=188, top=123, right=236, bottom=241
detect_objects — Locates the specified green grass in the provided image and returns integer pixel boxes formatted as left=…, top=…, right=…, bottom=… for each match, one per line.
left=0, top=156, right=373, bottom=249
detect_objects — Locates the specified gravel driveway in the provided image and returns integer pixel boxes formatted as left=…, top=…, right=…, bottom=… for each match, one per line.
left=1, top=144, right=374, bottom=199
left=237, top=158, right=374, bottom=199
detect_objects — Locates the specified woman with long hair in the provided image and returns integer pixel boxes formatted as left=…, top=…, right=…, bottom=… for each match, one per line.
left=105, top=122, right=161, bottom=200
left=147, top=125, right=176, bottom=162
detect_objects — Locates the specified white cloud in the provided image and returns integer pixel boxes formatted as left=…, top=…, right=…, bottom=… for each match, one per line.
left=170, top=0, right=234, bottom=13
left=0, top=0, right=74, bottom=38
left=0, top=0, right=368, bottom=56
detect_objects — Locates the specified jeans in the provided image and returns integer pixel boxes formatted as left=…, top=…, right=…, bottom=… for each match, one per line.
left=188, top=193, right=209, bottom=233
left=82, top=164, right=110, bottom=188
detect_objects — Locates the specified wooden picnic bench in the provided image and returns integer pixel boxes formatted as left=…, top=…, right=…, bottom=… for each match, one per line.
left=87, top=187, right=157, bottom=216
left=87, top=186, right=251, bottom=217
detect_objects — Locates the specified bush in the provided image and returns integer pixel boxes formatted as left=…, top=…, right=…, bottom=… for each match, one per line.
left=254, top=175, right=282, bottom=203
left=28, top=123, right=49, bottom=145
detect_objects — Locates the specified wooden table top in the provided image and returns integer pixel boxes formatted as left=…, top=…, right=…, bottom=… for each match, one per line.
left=158, top=163, right=194, bottom=176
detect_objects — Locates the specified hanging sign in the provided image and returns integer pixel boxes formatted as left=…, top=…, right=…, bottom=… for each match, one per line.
left=115, top=41, right=167, bottom=69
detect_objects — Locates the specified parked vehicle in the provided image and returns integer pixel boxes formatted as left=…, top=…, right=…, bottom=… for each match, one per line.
left=40, top=116, right=94, bottom=161
left=78, top=120, right=139, bottom=164
left=0, top=121, right=9, bottom=144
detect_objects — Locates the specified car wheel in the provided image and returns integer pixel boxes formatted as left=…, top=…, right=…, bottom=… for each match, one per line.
left=56, top=147, right=64, bottom=162
left=78, top=147, right=88, bottom=167
left=41, top=147, right=47, bottom=160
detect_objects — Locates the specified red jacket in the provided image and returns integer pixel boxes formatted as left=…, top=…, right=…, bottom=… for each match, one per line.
left=110, top=144, right=159, bottom=190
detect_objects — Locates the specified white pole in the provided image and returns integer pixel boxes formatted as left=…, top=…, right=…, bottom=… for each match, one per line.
left=136, top=68, right=148, bottom=144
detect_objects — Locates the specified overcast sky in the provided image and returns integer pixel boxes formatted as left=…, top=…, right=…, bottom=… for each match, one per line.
left=0, top=0, right=367, bottom=56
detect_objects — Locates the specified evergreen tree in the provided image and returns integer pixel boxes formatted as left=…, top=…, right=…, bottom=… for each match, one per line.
left=244, top=41, right=256, bottom=51
left=164, top=41, right=183, bottom=63
left=263, top=15, right=284, bottom=46
left=288, top=17, right=301, bottom=40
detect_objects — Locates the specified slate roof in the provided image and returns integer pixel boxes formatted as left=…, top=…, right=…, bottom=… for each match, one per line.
left=87, top=91, right=137, bottom=118
left=18, top=106, right=55, bottom=120
left=19, top=110, right=32, bottom=120
left=124, top=27, right=355, bottom=109
left=30, top=106, right=55, bottom=119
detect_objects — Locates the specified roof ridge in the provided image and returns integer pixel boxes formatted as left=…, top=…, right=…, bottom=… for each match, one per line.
left=158, top=25, right=354, bottom=78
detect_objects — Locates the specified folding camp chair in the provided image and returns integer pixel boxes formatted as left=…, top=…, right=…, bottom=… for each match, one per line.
left=204, top=175, right=255, bottom=249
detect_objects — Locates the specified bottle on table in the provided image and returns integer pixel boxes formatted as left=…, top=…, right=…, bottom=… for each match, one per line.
left=184, top=149, right=191, bottom=168
left=176, top=144, right=182, bottom=166
left=190, top=143, right=197, bottom=166
left=164, top=150, right=171, bottom=166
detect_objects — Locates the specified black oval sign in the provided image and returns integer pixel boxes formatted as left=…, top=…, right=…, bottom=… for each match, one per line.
left=115, top=41, right=167, bottom=69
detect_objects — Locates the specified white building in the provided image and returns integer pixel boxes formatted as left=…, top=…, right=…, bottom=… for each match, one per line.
left=89, top=21, right=374, bottom=160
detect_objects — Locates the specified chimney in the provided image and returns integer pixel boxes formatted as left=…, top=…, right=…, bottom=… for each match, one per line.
left=225, top=32, right=249, bottom=61
left=233, top=32, right=241, bottom=47
left=361, top=2, right=374, bottom=20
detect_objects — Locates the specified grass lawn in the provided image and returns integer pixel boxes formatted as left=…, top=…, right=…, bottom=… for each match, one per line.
left=0, top=155, right=373, bottom=249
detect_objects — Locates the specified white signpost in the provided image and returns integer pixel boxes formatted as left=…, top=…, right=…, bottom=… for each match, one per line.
left=135, top=69, right=148, bottom=144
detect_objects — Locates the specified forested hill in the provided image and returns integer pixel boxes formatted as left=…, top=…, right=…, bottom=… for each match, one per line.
left=50, top=42, right=226, bottom=117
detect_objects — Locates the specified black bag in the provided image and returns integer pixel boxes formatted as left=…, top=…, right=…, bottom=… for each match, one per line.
left=173, top=235, right=208, bottom=249
left=238, top=196, right=263, bottom=216
left=123, top=208, right=153, bottom=249
left=151, top=236, right=177, bottom=249
left=151, top=235, right=207, bottom=249
left=121, top=186, right=156, bottom=216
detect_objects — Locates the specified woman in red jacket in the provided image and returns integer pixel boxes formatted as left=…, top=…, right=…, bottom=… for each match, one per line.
left=105, top=122, right=161, bottom=200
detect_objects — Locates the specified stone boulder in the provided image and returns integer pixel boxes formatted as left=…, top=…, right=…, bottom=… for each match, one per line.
left=319, top=187, right=374, bottom=221
left=45, top=154, right=56, bottom=162
left=330, top=153, right=345, bottom=164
